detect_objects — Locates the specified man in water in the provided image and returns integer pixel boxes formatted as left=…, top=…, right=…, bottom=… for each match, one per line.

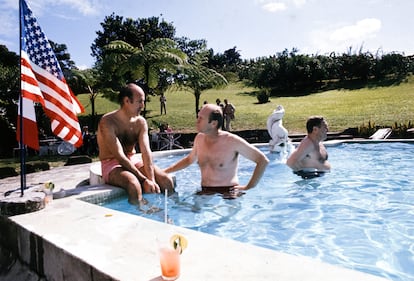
left=286, top=116, right=331, bottom=176
left=97, top=83, right=174, bottom=205
left=164, top=104, right=269, bottom=196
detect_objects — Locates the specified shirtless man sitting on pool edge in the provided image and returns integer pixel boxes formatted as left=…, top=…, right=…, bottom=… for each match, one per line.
left=286, top=116, right=331, bottom=178
left=97, top=83, right=174, bottom=205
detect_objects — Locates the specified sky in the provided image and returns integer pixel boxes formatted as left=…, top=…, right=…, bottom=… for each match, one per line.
left=1, top=0, right=414, bottom=70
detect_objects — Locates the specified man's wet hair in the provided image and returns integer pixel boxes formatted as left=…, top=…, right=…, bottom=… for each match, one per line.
left=306, top=116, right=325, bottom=133
left=209, top=108, right=224, bottom=129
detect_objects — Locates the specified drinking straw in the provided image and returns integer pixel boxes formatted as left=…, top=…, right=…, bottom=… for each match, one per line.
left=164, top=188, right=168, bottom=223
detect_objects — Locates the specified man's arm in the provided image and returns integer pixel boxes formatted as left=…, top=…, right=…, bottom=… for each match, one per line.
left=137, top=118, right=161, bottom=193
left=286, top=139, right=311, bottom=171
left=138, top=119, right=155, bottom=180
left=99, top=116, right=147, bottom=181
left=234, top=136, right=269, bottom=190
left=164, top=135, right=199, bottom=173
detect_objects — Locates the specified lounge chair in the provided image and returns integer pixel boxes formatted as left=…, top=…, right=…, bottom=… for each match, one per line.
left=369, top=128, right=392, bottom=139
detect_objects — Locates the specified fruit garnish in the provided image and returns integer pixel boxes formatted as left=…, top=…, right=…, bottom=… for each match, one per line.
left=44, top=181, right=55, bottom=190
left=170, top=234, right=188, bottom=254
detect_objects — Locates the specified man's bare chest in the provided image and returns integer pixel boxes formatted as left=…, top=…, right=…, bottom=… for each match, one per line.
left=117, top=126, right=140, bottom=146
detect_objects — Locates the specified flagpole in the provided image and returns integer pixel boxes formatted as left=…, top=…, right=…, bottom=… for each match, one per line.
left=19, top=0, right=26, bottom=196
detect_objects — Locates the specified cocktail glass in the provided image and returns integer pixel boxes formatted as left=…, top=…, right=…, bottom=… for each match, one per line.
left=158, top=238, right=180, bottom=280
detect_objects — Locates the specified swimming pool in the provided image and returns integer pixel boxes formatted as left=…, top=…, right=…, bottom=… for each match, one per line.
left=102, top=141, right=414, bottom=281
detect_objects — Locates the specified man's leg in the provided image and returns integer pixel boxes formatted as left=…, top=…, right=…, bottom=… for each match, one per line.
left=108, top=167, right=143, bottom=204
left=152, top=165, right=174, bottom=193
left=225, top=116, right=230, bottom=131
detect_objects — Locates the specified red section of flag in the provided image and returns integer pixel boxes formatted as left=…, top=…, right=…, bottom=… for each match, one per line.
left=18, top=0, right=84, bottom=149
left=16, top=97, right=39, bottom=150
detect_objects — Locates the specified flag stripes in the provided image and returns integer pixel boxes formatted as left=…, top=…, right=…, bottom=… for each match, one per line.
left=19, top=0, right=84, bottom=149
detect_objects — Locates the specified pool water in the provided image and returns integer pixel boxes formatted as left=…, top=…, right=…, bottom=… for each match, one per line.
left=102, top=142, right=414, bottom=281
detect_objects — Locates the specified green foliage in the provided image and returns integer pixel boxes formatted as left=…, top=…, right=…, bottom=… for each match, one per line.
left=176, top=50, right=228, bottom=116
left=256, top=89, right=270, bottom=104
left=392, top=121, right=414, bottom=138
left=243, top=48, right=413, bottom=96
left=79, top=79, right=413, bottom=136
left=92, top=14, right=176, bottom=62
left=0, top=46, right=20, bottom=155
left=358, top=120, right=378, bottom=137
left=358, top=120, right=414, bottom=138
left=208, top=46, right=242, bottom=74
left=102, top=38, right=187, bottom=92
left=222, top=72, right=239, bottom=83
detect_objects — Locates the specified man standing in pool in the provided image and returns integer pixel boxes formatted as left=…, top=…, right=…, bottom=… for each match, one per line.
left=164, top=104, right=269, bottom=196
left=286, top=116, right=331, bottom=177
left=97, top=83, right=174, bottom=205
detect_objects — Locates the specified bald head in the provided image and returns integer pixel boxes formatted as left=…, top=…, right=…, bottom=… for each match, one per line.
left=199, top=104, right=224, bottom=129
left=200, top=103, right=220, bottom=113
left=118, top=83, right=145, bottom=105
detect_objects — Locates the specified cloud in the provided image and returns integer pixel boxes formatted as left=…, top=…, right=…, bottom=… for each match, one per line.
left=77, top=64, right=90, bottom=70
left=257, top=0, right=307, bottom=11
left=330, top=18, right=381, bottom=42
left=305, top=18, right=382, bottom=55
left=55, top=0, right=100, bottom=16
left=261, top=2, right=287, bottom=12
left=27, top=0, right=101, bottom=16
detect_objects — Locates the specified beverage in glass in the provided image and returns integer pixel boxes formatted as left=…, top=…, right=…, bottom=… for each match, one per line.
left=159, top=245, right=180, bottom=280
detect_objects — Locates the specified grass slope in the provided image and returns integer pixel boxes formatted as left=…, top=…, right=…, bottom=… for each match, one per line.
left=78, top=77, right=414, bottom=134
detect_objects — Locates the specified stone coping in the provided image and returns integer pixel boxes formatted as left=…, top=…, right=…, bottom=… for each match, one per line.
left=4, top=193, right=388, bottom=281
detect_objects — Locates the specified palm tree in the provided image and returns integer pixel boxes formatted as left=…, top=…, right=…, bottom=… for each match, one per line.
left=178, top=51, right=228, bottom=116
left=103, top=38, right=187, bottom=100
left=70, top=69, right=99, bottom=116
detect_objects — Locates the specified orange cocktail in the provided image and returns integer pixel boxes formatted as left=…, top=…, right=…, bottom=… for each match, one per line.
left=159, top=246, right=180, bottom=280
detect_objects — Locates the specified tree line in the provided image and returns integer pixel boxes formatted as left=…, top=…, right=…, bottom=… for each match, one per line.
left=0, top=14, right=413, bottom=156
left=240, top=48, right=413, bottom=98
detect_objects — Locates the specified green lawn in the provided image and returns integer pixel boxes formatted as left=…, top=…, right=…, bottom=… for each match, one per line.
left=78, top=77, right=414, bottom=134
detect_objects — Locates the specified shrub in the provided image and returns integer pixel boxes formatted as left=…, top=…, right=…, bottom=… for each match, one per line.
left=359, top=120, right=414, bottom=138
left=256, top=89, right=270, bottom=104
left=358, top=120, right=377, bottom=137
left=392, top=121, right=413, bottom=138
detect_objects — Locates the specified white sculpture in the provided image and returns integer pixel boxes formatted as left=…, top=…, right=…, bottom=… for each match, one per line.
left=267, top=105, right=289, bottom=153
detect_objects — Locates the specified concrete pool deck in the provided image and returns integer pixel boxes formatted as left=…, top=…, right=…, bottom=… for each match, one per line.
left=0, top=150, right=391, bottom=281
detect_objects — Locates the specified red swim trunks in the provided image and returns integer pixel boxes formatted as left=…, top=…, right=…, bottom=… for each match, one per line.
left=101, top=154, right=144, bottom=183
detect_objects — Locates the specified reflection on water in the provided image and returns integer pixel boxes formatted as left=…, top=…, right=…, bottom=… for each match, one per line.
left=102, top=142, right=414, bottom=281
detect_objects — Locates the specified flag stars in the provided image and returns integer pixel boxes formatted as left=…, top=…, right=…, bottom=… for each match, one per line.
left=22, top=2, right=63, bottom=77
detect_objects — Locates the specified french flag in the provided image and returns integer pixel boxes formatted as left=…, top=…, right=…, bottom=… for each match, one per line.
left=17, top=0, right=84, bottom=150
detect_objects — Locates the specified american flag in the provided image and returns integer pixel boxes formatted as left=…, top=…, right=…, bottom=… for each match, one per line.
left=18, top=0, right=84, bottom=150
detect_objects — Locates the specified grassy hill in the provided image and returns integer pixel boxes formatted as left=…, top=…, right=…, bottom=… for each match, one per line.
left=78, top=77, right=414, bottom=135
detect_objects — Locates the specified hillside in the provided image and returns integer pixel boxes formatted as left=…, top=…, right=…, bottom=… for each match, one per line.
left=77, top=78, right=414, bottom=135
